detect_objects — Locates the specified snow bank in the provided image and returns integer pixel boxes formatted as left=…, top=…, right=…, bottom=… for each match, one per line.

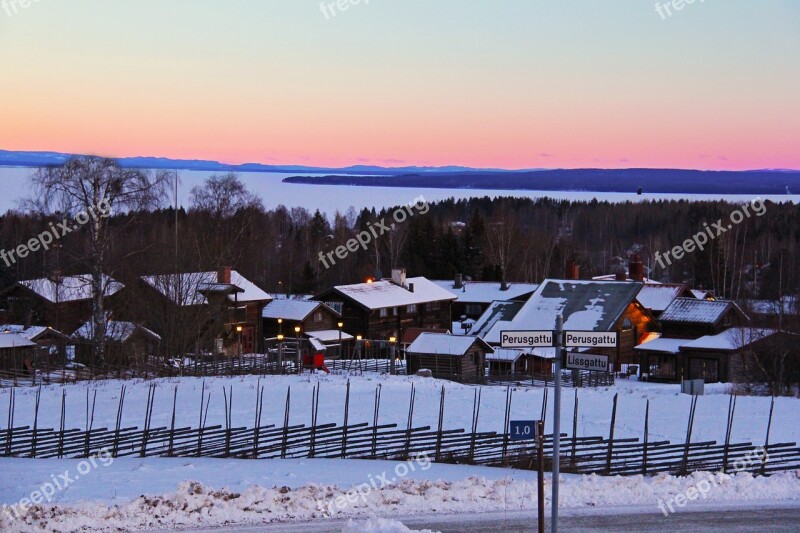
left=2, top=470, right=799, bottom=532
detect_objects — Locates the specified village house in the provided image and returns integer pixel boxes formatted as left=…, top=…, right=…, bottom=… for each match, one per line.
left=71, top=314, right=161, bottom=366
left=2, top=274, right=124, bottom=334
left=636, top=328, right=797, bottom=383
left=406, top=332, right=492, bottom=384
left=0, top=324, right=71, bottom=366
left=635, top=284, right=695, bottom=318
left=117, top=267, right=272, bottom=357
left=314, top=269, right=455, bottom=341
left=475, top=279, right=660, bottom=371
left=0, top=331, right=37, bottom=372
left=433, top=274, right=538, bottom=323
left=262, top=299, right=350, bottom=346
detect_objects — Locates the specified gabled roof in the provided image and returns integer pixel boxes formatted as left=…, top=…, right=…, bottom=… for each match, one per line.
left=0, top=332, right=37, bottom=349
left=407, top=333, right=493, bottom=356
left=0, top=324, right=64, bottom=341
left=142, top=271, right=271, bottom=306
left=262, top=299, right=337, bottom=322
left=15, top=274, right=124, bottom=303
left=486, top=348, right=524, bottom=363
left=72, top=316, right=161, bottom=343
left=307, top=329, right=354, bottom=343
left=636, top=284, right=691, bottom=313
left=432, top=280, right=539, bottom=304
left=401, top=327, right=450, bottom=345
left=592, top=275, right=661, bottom=284
left=482, top=279, right=643, bottom=344
left=659, top=298, right=745, bottom=325
left=319, top=277, right=456, bottom=311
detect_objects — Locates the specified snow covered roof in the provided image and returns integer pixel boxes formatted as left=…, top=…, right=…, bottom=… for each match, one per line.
left=634, top=336, right=686, bottom=354
left=72, top=317, right=161, bottom=343
left=681, top=328, right=777, bottom=351
left=262, top=300, right=336, bottom=321
left=482, top=279, right=642, bottom=344
left=17, top=274, right=124, bottom=303
left=486, top=348, right=524, bottom=363
left=0, top=332, right=36, bottom=349
left=324, top=277, right=456, bottom=311
left=659, top=298, right=744, bottom=325
left=0, top=324, right=54, bottom=341
left=307, top=329, right=354, bottom=343
left=432, top=280, right=539, bottom=304
left=407, top=333, right=493, bottom=356
left=592, top=275, right=661, bottom=284
left=142, top=271, right=271, bottom=306
left=636, top=284, right=689, bottom=313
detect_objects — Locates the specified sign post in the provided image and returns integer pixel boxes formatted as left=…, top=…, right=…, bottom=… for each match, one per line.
left=509, top=420, right=544, bottom=533
left=552, top=314, right=562, bottom=533
left=500, top=324, right=618, bottom=533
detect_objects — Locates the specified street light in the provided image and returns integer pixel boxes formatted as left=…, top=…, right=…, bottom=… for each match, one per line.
left=337, top=321, right=344, bottom=359
left=295, top=325, right=302, bottom=375
left=236, top=325, right=243, bottom=358
left=389, top=336, right=397, bottom=374
left=277, top=334, right=284, bottom=374
left=278, top=318, right=283, bottom=335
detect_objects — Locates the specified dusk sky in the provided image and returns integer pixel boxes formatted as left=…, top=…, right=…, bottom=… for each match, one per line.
left=1, top=0, right=799, bottom=170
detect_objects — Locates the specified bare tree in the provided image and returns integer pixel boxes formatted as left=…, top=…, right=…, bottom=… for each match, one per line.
left=30, top=156, right=170, bottom=363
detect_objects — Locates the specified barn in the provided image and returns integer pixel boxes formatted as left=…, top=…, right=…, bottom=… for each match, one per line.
left=406, top=333, right=492, bottom=384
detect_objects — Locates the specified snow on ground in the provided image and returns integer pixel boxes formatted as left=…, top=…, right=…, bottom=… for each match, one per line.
left=1, top=374, right=798, bottom=446
left=0, top=457, right=798, bottom=532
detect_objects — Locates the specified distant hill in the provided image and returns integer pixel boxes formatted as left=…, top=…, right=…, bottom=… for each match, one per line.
left=0, top=149, right=512, bottom=176
left=283, top=169, right=800, bottom=195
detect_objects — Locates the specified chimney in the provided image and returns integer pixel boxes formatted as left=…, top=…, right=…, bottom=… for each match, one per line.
left=408, top=282, right=415, bottom=293
left=565, top=260, right=580, bottom=280
left=391, top=268, right=407, bottom=287
left=615, top=271, right=628, bottom=281
left=454, top=273, right=464, bottom=289
left=218, top=266, right=232, bottom=284
left=629, top=255, right=645, bottom=282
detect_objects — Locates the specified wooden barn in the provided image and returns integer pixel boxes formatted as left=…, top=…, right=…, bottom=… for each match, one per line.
left=0, top=332, right=37, bottom=372
left=406, top=333, right=492, bottom=384
left=71, top=315, right=161, bottom=366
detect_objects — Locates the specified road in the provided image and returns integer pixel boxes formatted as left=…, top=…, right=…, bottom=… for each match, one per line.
left=172, top=504, right=800, bottom=532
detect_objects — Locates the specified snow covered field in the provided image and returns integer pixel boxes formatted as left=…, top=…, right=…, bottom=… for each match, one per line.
left=1, top=374, right=798, bottom=445
left=0, top=457, right=798, bottom=531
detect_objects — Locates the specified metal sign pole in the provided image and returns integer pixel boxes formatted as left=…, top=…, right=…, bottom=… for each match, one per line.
left=537, top=420, right=545, bottom=533
left=552, top=314, right=562, bottom=533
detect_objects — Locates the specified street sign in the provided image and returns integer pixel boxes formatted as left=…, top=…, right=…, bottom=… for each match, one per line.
left=509, top=420, right=539, bottom=441
left=564, top=331, right=618, bottom=348
left=500, top=330, right=553, bottom=348
left=564, top=352, right=610, bottom=372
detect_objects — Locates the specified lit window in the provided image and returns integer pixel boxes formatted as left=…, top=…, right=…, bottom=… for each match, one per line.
left=407, top=304, right=417, bottom=314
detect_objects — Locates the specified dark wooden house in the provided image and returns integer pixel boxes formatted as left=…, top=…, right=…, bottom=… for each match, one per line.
left=658, top=298, right=749, bottom=339
left=116, top=267, right=272, bottom=357
left=2, top=274, right=124, bottom=334
left=314, top=269, right=455, bottom=341
left=406, top=333, right=492, bottom=384
left=71, top=315, right=161, bottom=366
left=0, top=332, right=37, bottom=372
left=262, top=299, right=343, bottom=339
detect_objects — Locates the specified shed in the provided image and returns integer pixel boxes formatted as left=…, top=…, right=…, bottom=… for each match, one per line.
left=406, top=333, right=492, bottom=384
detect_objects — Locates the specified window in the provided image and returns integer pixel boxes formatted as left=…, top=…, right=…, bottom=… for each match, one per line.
left=392, top=307, right=399, bottom=316
left=314, top=311, right=323, bottom=322
left=380, top=308, right=388, bottom=318
left=407, top=304, right=417, bottom=314
left=430, top=301, right=441, bottom=311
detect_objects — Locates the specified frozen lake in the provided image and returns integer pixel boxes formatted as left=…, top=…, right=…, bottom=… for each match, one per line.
left=1, top=167, right=797, bottom=216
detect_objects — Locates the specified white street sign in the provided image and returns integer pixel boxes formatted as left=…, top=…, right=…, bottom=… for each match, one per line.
left=500, top=330, right=554, bottom=348
left=564, top=352, right=610, bottom=372
left=563, top=331, right=618, bottom=348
